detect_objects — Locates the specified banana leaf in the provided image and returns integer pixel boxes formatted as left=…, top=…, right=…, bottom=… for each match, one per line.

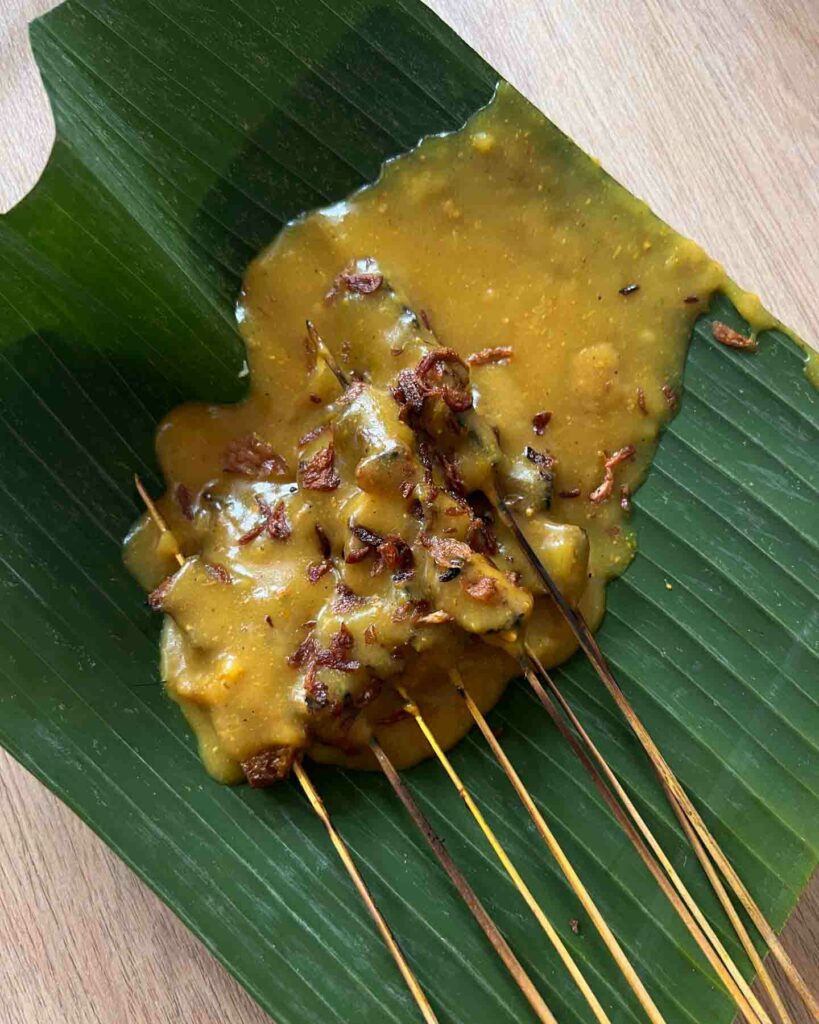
left=0, top=2, right=816, bottom=1022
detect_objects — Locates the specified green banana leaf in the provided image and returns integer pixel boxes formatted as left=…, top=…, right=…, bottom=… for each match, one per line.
left=0, top=2, right=816, bottom=1022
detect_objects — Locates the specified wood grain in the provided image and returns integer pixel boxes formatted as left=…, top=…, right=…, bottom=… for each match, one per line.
left=0, top=1, right=816, bottom=1022
left=0, top=0, right=59, bottom=214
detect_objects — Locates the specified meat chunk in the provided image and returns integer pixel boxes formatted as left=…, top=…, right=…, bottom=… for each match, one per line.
left=241, top=746, right=296, bottom=787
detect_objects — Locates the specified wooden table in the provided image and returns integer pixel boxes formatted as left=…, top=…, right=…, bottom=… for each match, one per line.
left=1, top=0, right=816, bottom=1021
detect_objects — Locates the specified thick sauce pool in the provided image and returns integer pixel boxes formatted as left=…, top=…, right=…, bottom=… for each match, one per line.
left=124, top=84, right=774, bottom=785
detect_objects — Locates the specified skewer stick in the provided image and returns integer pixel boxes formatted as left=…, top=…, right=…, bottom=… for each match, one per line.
left=306, top=320, right=350, bottom=389
left=574, top=642, right=816, bottom=1020
left=134, top=473, right=184, bottom=567
left=521, top=659, right=767, bottom=1024
left=370, top=738, right=558, bottom=1024
left=293, top=759, right=440, bottom=1024
left=618, top=694, right=816, bottom=1019
left=450, top=671, right=668, bottom=1024
left=522, top=653, right=772, bottom=1024
left=397, top=686, right=614, bottom=1024
left=662, top=780, right=794, bottom=1024
left=495, top=496, right=816, bottom=1019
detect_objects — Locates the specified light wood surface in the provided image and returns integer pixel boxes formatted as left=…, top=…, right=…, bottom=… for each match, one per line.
left=0, top=1, right=816, bottom=1022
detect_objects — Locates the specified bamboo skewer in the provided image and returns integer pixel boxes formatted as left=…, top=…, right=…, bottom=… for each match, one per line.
left=134, top=474, right=184, bottom=567
left=522, top=653, right=772, bottom=1024
left=496, top=497, right=816, bottom=1019
left=293, top=759, right=439, bottom=1024
left=306, top=319, right=350, bottom=389
left=450, top=671, right=668, bottom=1024
left=662, top=782, right=794, bottom=1024
left=397, top=686, right=614, bottom=1024
left=576, top=644, right=816, bottom=1021
left=370, top=738, right=558, bottom=1024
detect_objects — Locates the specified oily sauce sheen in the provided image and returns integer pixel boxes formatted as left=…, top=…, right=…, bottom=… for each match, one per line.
left=124, top=84, right=776, bottom=785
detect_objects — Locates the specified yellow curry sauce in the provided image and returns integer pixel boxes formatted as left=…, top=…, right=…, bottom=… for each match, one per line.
left=124, top=84, right=778, bottom=785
